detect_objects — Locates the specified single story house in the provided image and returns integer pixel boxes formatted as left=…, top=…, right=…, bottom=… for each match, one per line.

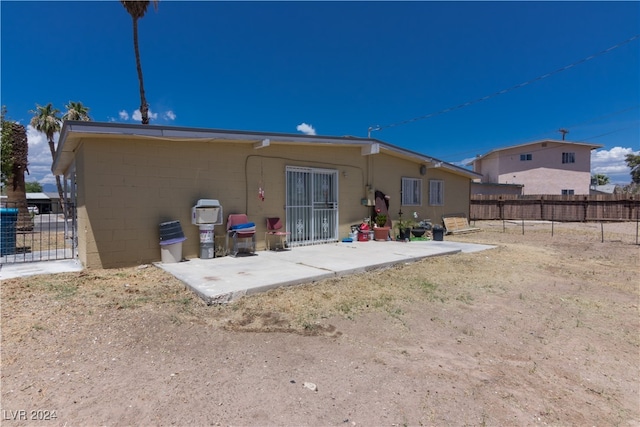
left=25, top=192, right=64, bottom=214
left=53, top=121, right=481, bottom=268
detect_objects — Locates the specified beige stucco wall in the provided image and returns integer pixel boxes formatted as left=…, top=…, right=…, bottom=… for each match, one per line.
left=74, top=137, right=471, bottom=268
left=499, top=168, right=592, bottom=195
left=369, top=154, right=471, bottom=224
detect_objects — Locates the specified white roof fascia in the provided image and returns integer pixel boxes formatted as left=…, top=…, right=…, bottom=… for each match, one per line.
left=26, top=192, right=50, bottom=199
left=377, top=140, right=482, bottom=179
left=53, top=121, right=481, bottom=179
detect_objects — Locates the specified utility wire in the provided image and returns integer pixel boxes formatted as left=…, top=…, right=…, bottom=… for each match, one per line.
left=368, top=35, right=640, bottom=137
left=439, top=106, right=640, bottom=161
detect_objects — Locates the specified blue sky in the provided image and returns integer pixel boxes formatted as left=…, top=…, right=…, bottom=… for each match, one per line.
left=2, top=1, right=639, bottom=187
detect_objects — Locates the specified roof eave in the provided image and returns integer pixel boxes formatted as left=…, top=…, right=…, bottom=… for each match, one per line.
left=53, top=121, right=482, bottom=180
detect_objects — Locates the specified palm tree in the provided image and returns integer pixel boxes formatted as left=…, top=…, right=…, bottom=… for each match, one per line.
left=592, top=174, right=610, bottom=186
left=625, top=153, right=640, bottom=184
left=1, top=107, right=32, bottom=230
left=30, top=103, right=61, bottom=159
left=121, top=0, right=158, bottom=125
left=62, top=101, right=91, bottom=121
left=29, top=103, right=65, bottom=215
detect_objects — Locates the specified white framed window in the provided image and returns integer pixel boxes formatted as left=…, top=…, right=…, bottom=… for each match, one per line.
left=401, top=177, right=422, bottom=206
left=561, top=189, right=575, bottom=195
left=520, top=153, right=532, bottom=161
left=562, top=152, right=575, bottom=164
left=429, top=179, right=444, bottom=206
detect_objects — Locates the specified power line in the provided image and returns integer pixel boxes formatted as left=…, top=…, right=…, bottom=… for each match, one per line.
left=367, top=35, right=640, bottom=137
left=437, top=106, right=640, bottom=161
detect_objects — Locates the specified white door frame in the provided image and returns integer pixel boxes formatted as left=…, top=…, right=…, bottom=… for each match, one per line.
left=285, top=166, right=339, bottom=246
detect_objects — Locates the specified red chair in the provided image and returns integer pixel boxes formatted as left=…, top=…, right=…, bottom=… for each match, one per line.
left=226, top=214, right=256, bottom=257
left=265, top=217, right=290, bottom=251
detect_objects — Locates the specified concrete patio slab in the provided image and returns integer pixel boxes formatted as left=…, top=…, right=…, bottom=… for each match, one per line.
left=157, top=240, right=495, bottom=304
left=0, top=258, right=83, bottom=280
left=0, top=240, right=495, bottom=305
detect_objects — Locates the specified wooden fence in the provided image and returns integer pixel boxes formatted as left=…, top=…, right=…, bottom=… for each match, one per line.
left=470, top=194, right=640, bottom=222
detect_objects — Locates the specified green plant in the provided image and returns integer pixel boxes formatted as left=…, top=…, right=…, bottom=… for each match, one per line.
left=394, top=215, right=416, bottom=232
left=375, top=214, right=387, bottom=227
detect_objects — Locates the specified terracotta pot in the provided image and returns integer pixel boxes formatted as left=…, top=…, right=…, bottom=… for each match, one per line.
left=374, top=227, right=390, bottom=241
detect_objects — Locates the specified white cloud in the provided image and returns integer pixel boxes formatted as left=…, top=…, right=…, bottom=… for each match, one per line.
left=117, top=107, right=174, bottom=123
left=591, top=146, right=638, bottom=183
left=457, top=157, right=477, bottom=167
left=132, top=108, right=158, bottom=122
left=25, top=125, right=57, bottom=184
left=296, top=123, right=316, bottom=135
left=26, top=125, right=53, bottom=164
left=37, top=172, right=57, bottom=185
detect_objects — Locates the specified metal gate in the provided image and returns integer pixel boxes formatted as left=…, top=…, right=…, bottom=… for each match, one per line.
left=1, top=199, right=77, bottom=264
left=285, top=166, right=339, bottom=246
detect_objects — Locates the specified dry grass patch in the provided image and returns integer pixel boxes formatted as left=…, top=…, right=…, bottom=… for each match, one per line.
left=2, top=221, right=638, bottom=426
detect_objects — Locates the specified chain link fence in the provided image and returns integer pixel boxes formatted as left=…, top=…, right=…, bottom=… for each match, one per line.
left=468, top=218, right=640, bottom=246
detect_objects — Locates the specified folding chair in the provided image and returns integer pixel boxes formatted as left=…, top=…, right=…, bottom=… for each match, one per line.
left=226, top=214, right=256, bottom=257
left=265, top=217, right=290, bottom=251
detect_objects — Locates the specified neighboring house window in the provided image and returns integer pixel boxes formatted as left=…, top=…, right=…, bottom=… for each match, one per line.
left=561, top=189, right=575, bottom=195
left=429, top=179, right=444, bottom=206
left=401, top=177, right=422, bottom=206
left=562, top=152, right=576, bottom=164
left=520, top=153, right=532, bottom=161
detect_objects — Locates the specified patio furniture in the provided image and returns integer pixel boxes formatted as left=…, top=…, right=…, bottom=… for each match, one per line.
left=226, top=214, right=256, bottom=257
left=265, top=217, right=290, bottom=250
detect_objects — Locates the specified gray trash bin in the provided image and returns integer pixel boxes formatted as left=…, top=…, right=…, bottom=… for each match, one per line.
left=432, top=225, right=444, bottom=241
left=199, top=224, right=215, bottom=259
left=159, top=220, right=186, bottom=263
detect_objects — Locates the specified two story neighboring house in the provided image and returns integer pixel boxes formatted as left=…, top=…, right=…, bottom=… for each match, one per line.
left=468, top=140, right=603, bottom=195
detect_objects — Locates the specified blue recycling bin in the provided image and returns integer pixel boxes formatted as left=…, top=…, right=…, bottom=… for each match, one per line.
left=1, top=208, right=19, bottom=256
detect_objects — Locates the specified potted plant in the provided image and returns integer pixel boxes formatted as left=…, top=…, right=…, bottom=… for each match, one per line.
left=410, top=213, right=428, bottom=238
left=395, top=217, right=413, bottom=241
left=373, top=213, right=390, bottom=241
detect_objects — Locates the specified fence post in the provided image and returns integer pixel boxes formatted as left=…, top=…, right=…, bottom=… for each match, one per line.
left=583, top=196, right=588, bottom=222
left=634, top=205, right=639, bottom=245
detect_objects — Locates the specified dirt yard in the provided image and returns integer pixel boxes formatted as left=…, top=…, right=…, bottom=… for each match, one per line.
left=1, top=221, right=638, bottom=426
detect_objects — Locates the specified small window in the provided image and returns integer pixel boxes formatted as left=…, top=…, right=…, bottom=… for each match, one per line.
left=429, top=179, right=444, bottom=206
left=561, top=189, right=575, bottom=195
left=562, top=152, right=575, bottom=164
left=401, top=177, right=422, bottom=206
left=520, top=153, right=532, bottom=161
